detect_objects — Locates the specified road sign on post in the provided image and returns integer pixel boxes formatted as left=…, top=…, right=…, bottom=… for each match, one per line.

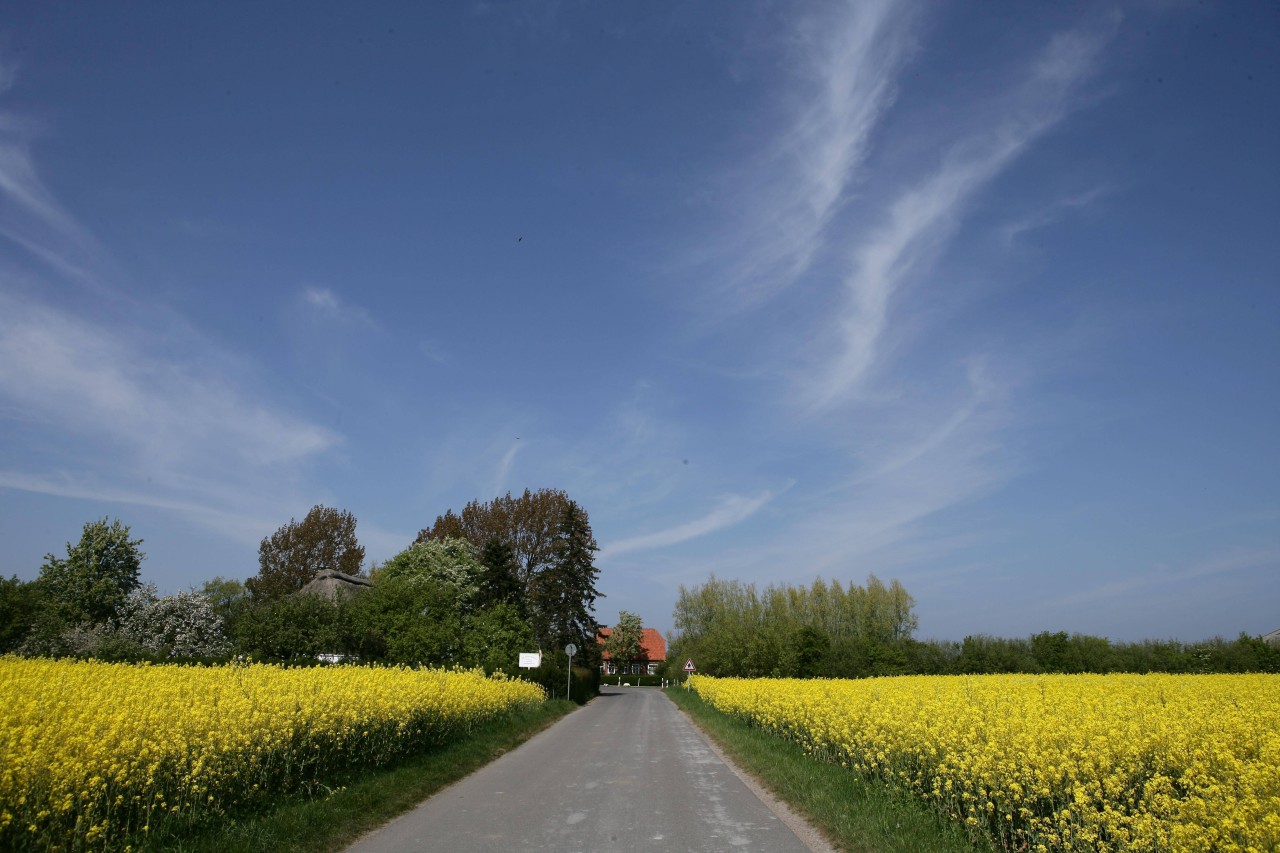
left=565, top=643, right=577, bottom=701
left=683, top=659, right=696, bottom=672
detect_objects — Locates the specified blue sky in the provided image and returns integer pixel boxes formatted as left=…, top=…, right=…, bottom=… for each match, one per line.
left=1, top=1, right=1276, bottom=643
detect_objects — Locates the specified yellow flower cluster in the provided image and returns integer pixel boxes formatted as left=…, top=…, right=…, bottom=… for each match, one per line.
left=0, top=657, right=544, bottom=851
left=691, top=673, right=1280, bottom=853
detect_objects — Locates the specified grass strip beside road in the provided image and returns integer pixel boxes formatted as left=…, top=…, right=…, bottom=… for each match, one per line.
left=147, top=699, right=577, bottom=853
left=666, top=686, right=989, bottom=853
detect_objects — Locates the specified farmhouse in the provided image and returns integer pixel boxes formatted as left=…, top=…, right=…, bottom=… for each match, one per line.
left=597, top=626, right=667, bottom=676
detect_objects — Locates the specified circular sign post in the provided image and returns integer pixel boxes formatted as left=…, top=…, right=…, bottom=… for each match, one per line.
left=565, top=643, right=578, bottom=700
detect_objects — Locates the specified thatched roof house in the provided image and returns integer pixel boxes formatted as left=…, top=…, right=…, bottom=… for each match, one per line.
left=298, top=569, right=373, bottom=601
left=1264, top=628, right=1280, bottom=647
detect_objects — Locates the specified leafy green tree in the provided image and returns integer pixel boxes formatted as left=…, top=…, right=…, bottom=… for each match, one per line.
left=460, top=601, right=537, bottom=674
left=376, top=538, right=483, bottom=607
left=232, top=593, right=354, bottom=661
left=791, top=625, right=830, bottom=677
left=604, top=610, right=644, bottom=674
left=38, top=517, right=144, bottom=624
left=416, top=488, right=571, bottom=591
left=0, top=576, right=45, bottom=652
left=347, top=572, right=467, bottom=665
left=198, top=576, right=251, bottom=635
left=246, top=505, right=365, bottom=601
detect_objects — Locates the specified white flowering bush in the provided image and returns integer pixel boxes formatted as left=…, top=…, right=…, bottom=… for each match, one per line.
left=114, top=584, right=232, bottom=659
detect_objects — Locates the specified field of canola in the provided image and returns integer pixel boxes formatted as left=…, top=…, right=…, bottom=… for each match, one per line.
left=690, top=673, right=1280, bottom=853
left=0, top=657, right=546, bottom=851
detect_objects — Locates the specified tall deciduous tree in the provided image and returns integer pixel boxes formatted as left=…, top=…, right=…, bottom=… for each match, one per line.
left=38, top=517, right=144, bottom=624
left=416, top=489, right=569, bottom=588
left=604, top=610, right=643, bottom=674
left=247, top=505, right=364, bottom=601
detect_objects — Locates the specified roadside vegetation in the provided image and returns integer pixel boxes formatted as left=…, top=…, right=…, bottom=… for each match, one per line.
left=685, top=673, right=1280, bottom=853
left=667, top=685, right=988, bottom=853
left=0, top=655, right=573, bottom=851
left=141, top=697, right=576, bottom=853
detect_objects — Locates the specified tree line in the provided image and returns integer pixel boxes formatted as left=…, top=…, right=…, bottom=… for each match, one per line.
left=0, top=489, right=604, bottom=699
left=666, top=574, right=1280, bottom=679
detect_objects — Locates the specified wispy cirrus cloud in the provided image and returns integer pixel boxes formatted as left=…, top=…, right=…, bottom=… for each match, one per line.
left=601, top=490, right=776, bottom=559
left=492, top=439, right=525, bottom=497
left=0, top=294, right=337, bottom=471
left=703, top=0, right=916, bottom=305
left=0, top=75, right=342, bottom=546
left=301, top=286, right=377, bottom=329
left=803, top=15, right=1121, bottom=410
left=1044, top=547, right=1280, bottom=611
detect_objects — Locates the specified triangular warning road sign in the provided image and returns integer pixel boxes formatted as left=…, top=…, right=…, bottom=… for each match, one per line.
left=683, top=659, right=696, bottom=672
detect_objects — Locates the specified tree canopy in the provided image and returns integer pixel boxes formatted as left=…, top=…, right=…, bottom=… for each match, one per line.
left=416, top=488, right=569, bottom=588
left=247, top=505, right=365, bottom=601
left=417, top=490, right=602, bottom=653
left=37, top=517, right=144, bottom=624
left=603, top=610, right=643, bottom=672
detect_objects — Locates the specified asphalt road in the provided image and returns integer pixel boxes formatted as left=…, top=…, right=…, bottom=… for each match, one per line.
left=344, top=686, right=826, bottom=853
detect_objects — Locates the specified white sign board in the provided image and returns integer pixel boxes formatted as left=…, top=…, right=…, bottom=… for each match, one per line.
left=519, top=652, right=542, bottom=669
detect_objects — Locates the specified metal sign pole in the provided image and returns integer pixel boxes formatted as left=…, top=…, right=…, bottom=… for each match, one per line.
left=565, top=643, right=577, bottom=701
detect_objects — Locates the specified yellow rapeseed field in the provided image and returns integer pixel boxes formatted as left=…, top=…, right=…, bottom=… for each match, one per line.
left=691, top=673, right=1280, bottom=853
left=0, top=657, right=545, bottom=851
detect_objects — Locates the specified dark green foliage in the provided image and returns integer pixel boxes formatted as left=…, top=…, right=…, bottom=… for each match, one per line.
left=199, top=576, right=251, bottom=635
left=233, top=594, right=355, bottom=661
left=791, top=626, right=831, bottom=677
left=477, top=539, right=524, bottom=612
left=955, top=634, right=1038, bottom=674
left=37, top=517, right=144, bottom=624
left=533, top=500, right=603, bottom=653
left=247, top=505, right=365, bottom=602
left=346, top=572, right=466, bottom=665
left=0, top=575, right=44, bottom=652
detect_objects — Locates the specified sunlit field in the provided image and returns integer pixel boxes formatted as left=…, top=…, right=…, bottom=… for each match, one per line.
left=690, top=673, right=1280, bottom=853
left=0, top=657, right=545, bottom=851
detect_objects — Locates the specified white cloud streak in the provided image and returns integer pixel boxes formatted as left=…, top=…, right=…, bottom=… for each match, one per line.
left=601, top=490, right=775, bottom=559
left=492, top=439, right=524, bottom=497
left=804, top=16, right=1120, bottom=410
left=0, top=90, right=342, bottom=547
left=301, top=287, right=376, bottom=329
left=712, top=0, right=915, bottom=303
left=1045, top=547, right=1280, bottom=610
left=0, top=295, right=337, bottom=470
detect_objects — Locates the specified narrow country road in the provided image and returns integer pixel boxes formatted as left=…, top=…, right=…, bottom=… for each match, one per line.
left=344, top=686, right=829, bottom=853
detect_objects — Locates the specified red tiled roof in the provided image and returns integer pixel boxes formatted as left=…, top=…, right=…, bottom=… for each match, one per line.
left=597, top=627, right=666, bottom=661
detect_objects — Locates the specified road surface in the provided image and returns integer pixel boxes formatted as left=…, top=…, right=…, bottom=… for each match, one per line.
left=345, top=685, right=829, bottom=853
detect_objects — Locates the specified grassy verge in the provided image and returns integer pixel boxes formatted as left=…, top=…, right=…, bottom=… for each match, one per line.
left=143, top=700, right=577, bottom=853
left=666, top=687, right=990, bottom=853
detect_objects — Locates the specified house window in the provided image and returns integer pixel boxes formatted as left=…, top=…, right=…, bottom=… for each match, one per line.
left=605, top=662, right=616, bottom=675
left=647, top=663, right=658, bottom=675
